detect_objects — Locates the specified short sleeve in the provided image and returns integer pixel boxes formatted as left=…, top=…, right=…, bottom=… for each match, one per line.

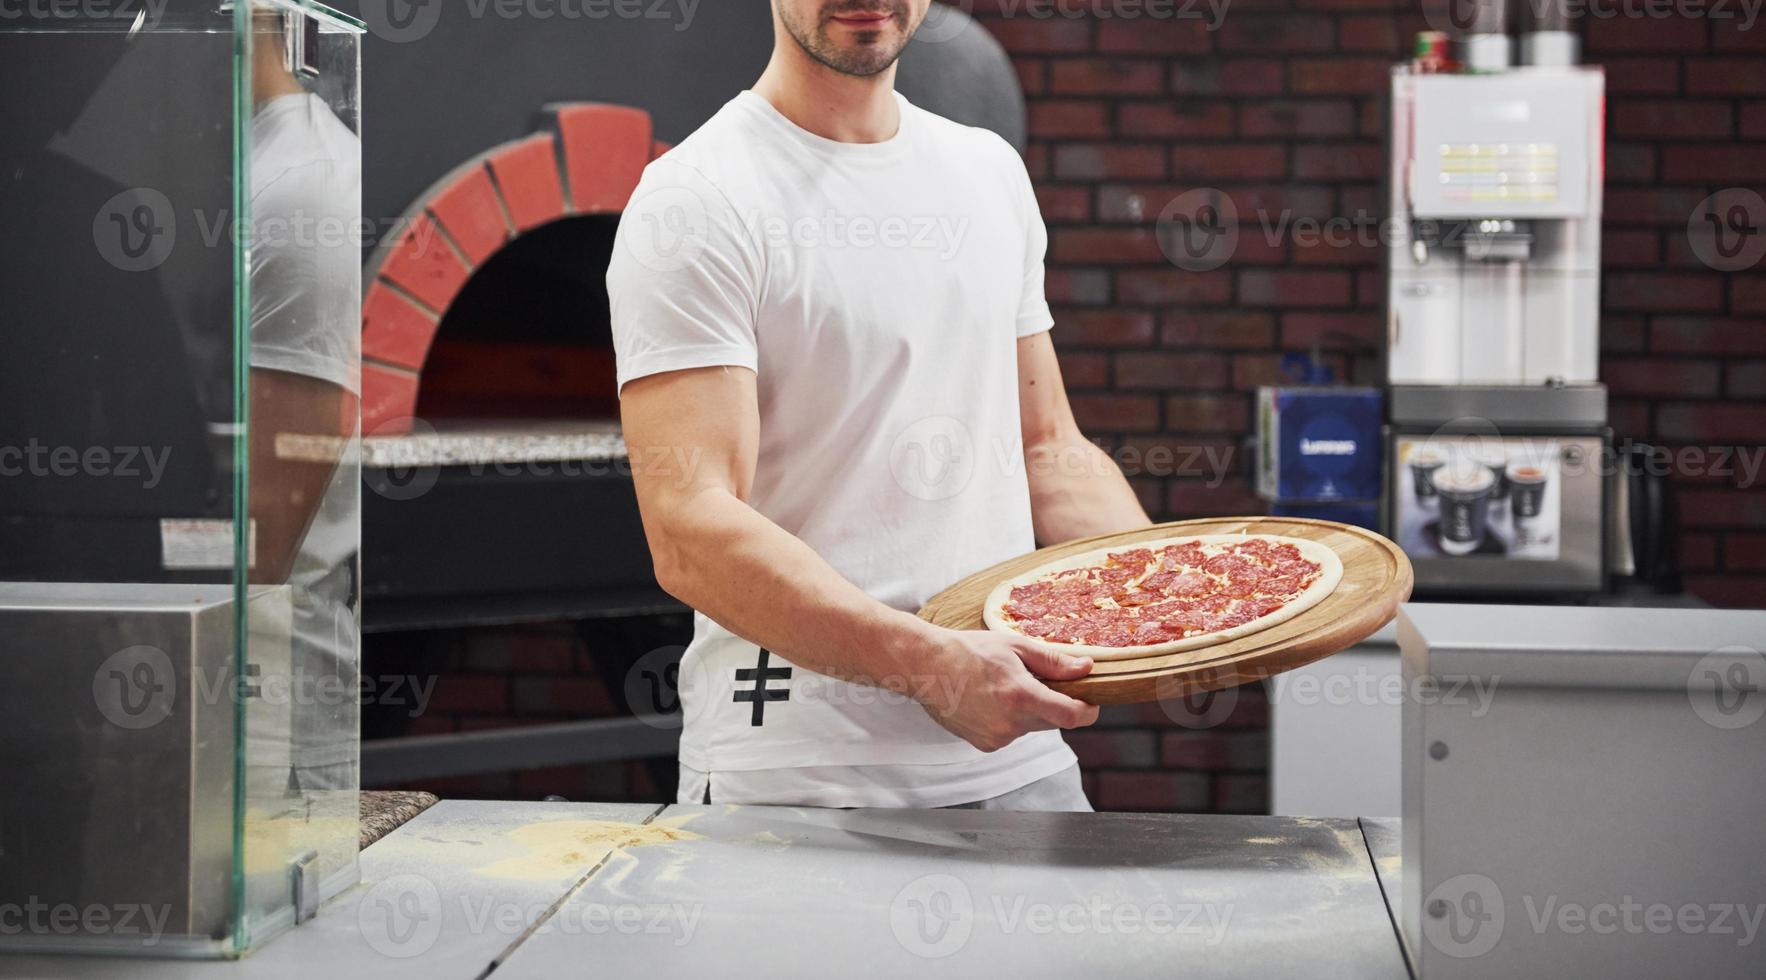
left=606, top=160, right=763, bottom=392
left=1006, top=141, right=1055, bottom=339
left=248, top=160, right=362, bottom=395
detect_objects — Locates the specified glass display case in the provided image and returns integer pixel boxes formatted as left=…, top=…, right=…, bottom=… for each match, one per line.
left=0, top=0, right=365, bottom=958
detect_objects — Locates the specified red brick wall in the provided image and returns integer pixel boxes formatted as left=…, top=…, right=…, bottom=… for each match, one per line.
left=966, top=0, right=1766, bottom=610
left=1080, top=690, right=1273, bottom=812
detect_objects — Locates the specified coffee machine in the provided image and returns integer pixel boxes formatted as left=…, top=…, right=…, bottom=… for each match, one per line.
left=1383, top=9, right=1621, bottom=596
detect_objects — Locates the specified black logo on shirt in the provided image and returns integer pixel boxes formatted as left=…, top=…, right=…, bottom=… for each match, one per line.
left=733, top=648, right=791, bottom=726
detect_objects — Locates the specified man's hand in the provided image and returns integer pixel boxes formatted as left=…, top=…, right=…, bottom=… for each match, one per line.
left=917, top=630, right=1101, bottom=752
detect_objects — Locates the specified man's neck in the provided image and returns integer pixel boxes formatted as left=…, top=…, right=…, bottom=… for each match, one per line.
left=751, top=41, right=900, bottom=144
left=252, top=59, right=307, bottom=112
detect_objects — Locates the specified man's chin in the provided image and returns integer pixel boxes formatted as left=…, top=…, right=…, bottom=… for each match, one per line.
left=817, top=45, right=905, bottom=78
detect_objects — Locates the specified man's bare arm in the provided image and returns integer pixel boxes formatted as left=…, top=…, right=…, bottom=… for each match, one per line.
left=1017, top=331, right=1152, bottom=544
left=248, top=368, right=354, bottom=584
left=621, top=364, right=1100, bottom=749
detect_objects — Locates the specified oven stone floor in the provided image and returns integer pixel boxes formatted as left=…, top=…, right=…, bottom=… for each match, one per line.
left=357, top=419, right=627, bottom=468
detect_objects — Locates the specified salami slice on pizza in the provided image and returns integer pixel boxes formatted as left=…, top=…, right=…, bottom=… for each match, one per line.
left=982, top=534, right=1343, bottom=661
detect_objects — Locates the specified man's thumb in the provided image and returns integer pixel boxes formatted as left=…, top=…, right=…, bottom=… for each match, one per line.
left=1014, top=642, right=1094, bottom=680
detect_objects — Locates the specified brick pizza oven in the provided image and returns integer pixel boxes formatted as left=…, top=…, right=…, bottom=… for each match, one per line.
left=354, top=103, right=692, bottom=798
left=355, top=102, right=683, bottom=637
left=360, top=103, right=667, bottom=433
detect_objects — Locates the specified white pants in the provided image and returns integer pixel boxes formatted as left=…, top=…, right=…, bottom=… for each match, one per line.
left=682, top=763, right=1093, bottom=812
left=938, top=764, right=1092, bottom=812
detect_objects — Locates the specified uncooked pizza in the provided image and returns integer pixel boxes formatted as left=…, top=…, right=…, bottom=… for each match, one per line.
left=982, top=534, right=1343, bottom=660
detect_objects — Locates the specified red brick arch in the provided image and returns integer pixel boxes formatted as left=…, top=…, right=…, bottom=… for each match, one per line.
left=360, top=103, right=671, bottom=434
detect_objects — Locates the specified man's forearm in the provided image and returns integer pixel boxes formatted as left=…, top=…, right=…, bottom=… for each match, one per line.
left=1026, top=435, right=1152, bottom=545
left=247, top=369, right=352, bottom=584
left=648, top=486, right=948, bottom=692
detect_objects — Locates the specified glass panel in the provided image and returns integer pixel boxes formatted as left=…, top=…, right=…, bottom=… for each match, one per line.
left=0, top=0, right=361, bottom=959
left=0, top=4, right=247, bottom=959
left=237, top=0, right=363, bottom=952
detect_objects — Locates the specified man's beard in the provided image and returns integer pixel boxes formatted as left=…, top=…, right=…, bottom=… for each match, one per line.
left=782, top=1, right=917, bottom=78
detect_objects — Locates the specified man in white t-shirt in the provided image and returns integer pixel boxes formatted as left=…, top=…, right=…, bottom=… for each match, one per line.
left=606, top=0, right=1151, bottom=810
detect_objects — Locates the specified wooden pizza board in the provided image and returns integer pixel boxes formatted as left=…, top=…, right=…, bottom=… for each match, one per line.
left=916, top=516, right=1413, bottom=705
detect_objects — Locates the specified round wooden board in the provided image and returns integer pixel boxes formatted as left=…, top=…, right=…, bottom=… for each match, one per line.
left=917, top=517, right=1413, bottom=705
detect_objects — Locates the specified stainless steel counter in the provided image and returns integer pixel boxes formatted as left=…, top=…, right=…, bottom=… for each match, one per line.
left=0, top=802, right=1411, bottom=979
left=1272, top=594, right=1713, bottom=818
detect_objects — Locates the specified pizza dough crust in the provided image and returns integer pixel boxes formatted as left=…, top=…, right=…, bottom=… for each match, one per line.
left=981, top=533, right=1344, bottom=661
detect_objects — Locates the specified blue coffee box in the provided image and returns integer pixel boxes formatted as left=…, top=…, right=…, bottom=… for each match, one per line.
left=1256, top=386, right=1384, bottom=502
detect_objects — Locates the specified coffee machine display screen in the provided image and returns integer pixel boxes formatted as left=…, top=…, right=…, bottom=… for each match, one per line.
left=1396, top=437, right=1560, bottom=561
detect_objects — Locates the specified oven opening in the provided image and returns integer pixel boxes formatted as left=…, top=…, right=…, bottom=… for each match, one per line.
left=415, top=213, right=621, bottom=426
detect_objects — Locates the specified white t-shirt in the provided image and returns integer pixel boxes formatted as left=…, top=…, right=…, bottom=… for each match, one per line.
left=606, top=91, right=1075, bottom=808
left=251, top=93, right=362, bottom=399
left=247, top=92, right=362, bottom=774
